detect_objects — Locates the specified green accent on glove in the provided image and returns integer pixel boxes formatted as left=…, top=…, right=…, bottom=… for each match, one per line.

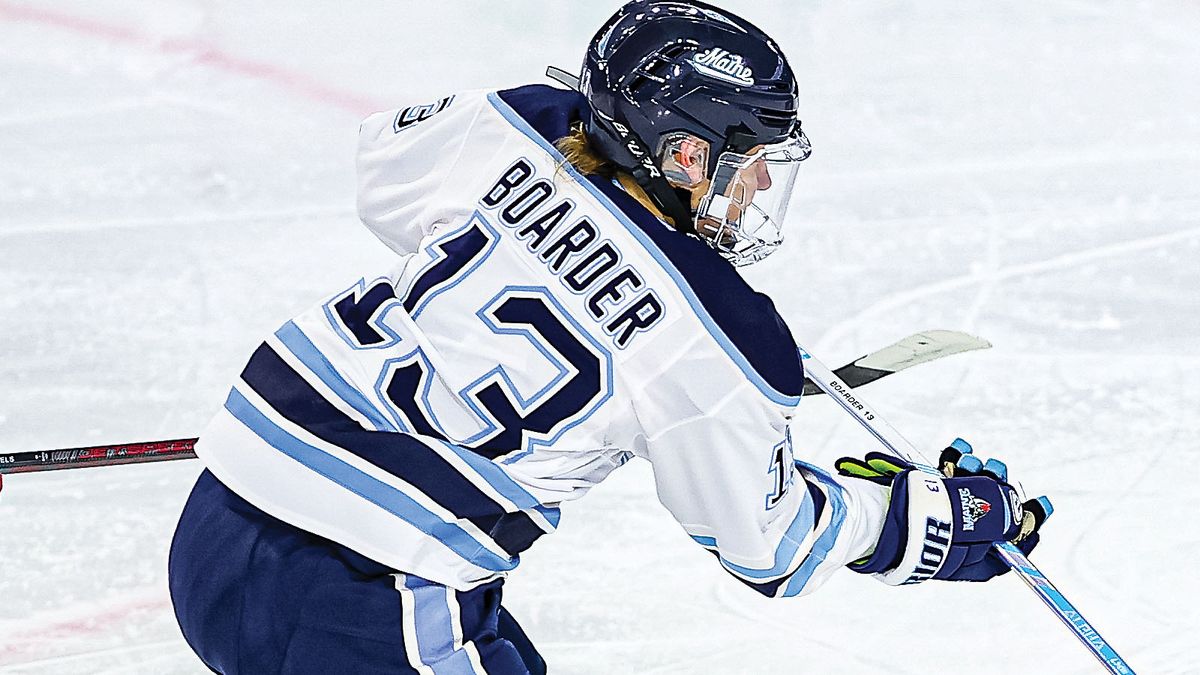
left=833, top=457, right=885, bottom=481
left=865, top=456, right=907, bottom=476
left=835, top=453, right=910, bottom=484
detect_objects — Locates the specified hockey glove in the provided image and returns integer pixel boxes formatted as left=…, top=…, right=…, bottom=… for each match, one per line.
left=836, top=438, right=1052, bottom=584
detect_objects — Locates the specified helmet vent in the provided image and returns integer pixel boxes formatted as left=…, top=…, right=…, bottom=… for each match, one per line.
left=627, top=44, right=689, bottom=95
left=754, top=108, right=796, bottom=131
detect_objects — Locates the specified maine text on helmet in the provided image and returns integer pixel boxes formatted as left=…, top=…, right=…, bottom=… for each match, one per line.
left=691, top=47, right=754, bottom=86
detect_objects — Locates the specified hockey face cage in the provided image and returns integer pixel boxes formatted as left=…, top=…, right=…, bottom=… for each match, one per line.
left=659, top=128, right=811, bottom=266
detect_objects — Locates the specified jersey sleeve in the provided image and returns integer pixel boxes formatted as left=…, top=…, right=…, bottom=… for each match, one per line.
left=356, top=91, right=503, bottom=255
left=642, top=381, right=890, bottom=597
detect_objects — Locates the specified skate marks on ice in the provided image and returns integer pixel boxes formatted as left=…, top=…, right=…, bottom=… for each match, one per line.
left=812, top=219, right=1200, bottom=356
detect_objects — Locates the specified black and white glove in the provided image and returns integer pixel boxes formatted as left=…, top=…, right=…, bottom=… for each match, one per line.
left=836, top=438, right=1052, bottom=584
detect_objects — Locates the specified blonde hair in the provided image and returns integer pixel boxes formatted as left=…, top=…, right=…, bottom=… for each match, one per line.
left=554, top=123, right=676, bottom=226
left=554, top=123, right=616, bottom=178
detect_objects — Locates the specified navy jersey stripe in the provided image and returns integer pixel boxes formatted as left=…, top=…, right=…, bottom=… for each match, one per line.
left=805, top=478, right=829, bottom=538
left=238, top=343, right=545, bottom=557
left=493, top=85, right=803, bottom=402
left=706, top=550, right=789, bottom=596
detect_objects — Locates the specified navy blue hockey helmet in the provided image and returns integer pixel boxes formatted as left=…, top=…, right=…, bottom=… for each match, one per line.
left=576, top=0, right=812, bottom=265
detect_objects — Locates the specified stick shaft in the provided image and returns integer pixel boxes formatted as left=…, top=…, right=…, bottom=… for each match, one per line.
left=0, top=438, right=198, bottom=474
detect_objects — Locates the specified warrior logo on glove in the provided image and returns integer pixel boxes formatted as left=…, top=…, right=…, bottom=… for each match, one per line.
left=958, top=487, right=991, bottom=532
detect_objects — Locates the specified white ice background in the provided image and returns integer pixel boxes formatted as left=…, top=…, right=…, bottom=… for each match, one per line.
left=1, top=1, right=1198, bottom=673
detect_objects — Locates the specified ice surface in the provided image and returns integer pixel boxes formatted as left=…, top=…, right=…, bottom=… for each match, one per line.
left=1, top=1, right=1197, bottom=673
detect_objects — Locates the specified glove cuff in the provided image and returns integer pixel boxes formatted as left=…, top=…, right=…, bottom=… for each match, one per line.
left=859, top=470, right=955, bottom=586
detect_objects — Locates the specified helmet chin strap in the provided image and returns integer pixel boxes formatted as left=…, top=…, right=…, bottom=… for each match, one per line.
left=630, top=166, right=696, bottom=234
left=612, top=122, right=696, bottom=234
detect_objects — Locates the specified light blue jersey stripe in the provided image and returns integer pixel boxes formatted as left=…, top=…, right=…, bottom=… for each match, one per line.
left=224, top=387, right=517, bottom=572
left=687, top=480, right=816, bottom=580
left=404, top=576, right=478, bottom=674
left=486, top=92, right=799, bottom=408
left=435, top=439, right=561, bottom=529
left=275, top=320, right=395, bottom=432
left=782, top=463, right=849, bottom=596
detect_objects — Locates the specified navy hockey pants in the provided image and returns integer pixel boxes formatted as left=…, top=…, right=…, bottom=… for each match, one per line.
left=169, top=470, right=546, bottom=674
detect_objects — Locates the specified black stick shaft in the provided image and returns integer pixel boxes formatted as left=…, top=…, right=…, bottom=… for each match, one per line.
left=0, top=438, right=198, bottom=474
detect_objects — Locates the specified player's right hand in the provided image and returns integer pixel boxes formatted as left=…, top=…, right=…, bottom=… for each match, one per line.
left=834, top=438, right=1053, bottom=585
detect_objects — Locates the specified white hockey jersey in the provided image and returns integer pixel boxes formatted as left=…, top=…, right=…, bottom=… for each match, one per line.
left=196, top=85, right=887, bottom=595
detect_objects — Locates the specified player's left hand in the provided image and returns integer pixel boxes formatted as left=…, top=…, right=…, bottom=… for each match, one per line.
left=835, top=438, right=1053, bottom=584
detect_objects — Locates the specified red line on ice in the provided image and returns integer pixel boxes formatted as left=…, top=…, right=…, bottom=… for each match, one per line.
left=0, top=592, right=170, bottom=664
left=0, top=1, right=386, bottom=116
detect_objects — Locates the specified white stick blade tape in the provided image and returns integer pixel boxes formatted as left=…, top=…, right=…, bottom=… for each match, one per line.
left=855, top=330, right=991, bottom=372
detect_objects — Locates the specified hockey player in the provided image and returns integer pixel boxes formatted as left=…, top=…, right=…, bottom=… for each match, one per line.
left=168, top=2, right=1051, bottom=673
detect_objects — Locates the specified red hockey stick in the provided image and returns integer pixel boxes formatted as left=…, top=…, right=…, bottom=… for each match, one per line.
left=0, top=438, right=198, bottom=475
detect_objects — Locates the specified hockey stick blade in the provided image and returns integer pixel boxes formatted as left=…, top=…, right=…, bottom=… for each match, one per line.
left=801, top=330, right=990, bottom=397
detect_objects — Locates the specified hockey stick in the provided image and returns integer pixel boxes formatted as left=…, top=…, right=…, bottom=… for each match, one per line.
left=801, top=329, right=989, bottom=397
left=0, top=331, right=988, bottom=476
left=0, top=438, right=198, bottom=475
left=797, top=344, right=1134, bottom=674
